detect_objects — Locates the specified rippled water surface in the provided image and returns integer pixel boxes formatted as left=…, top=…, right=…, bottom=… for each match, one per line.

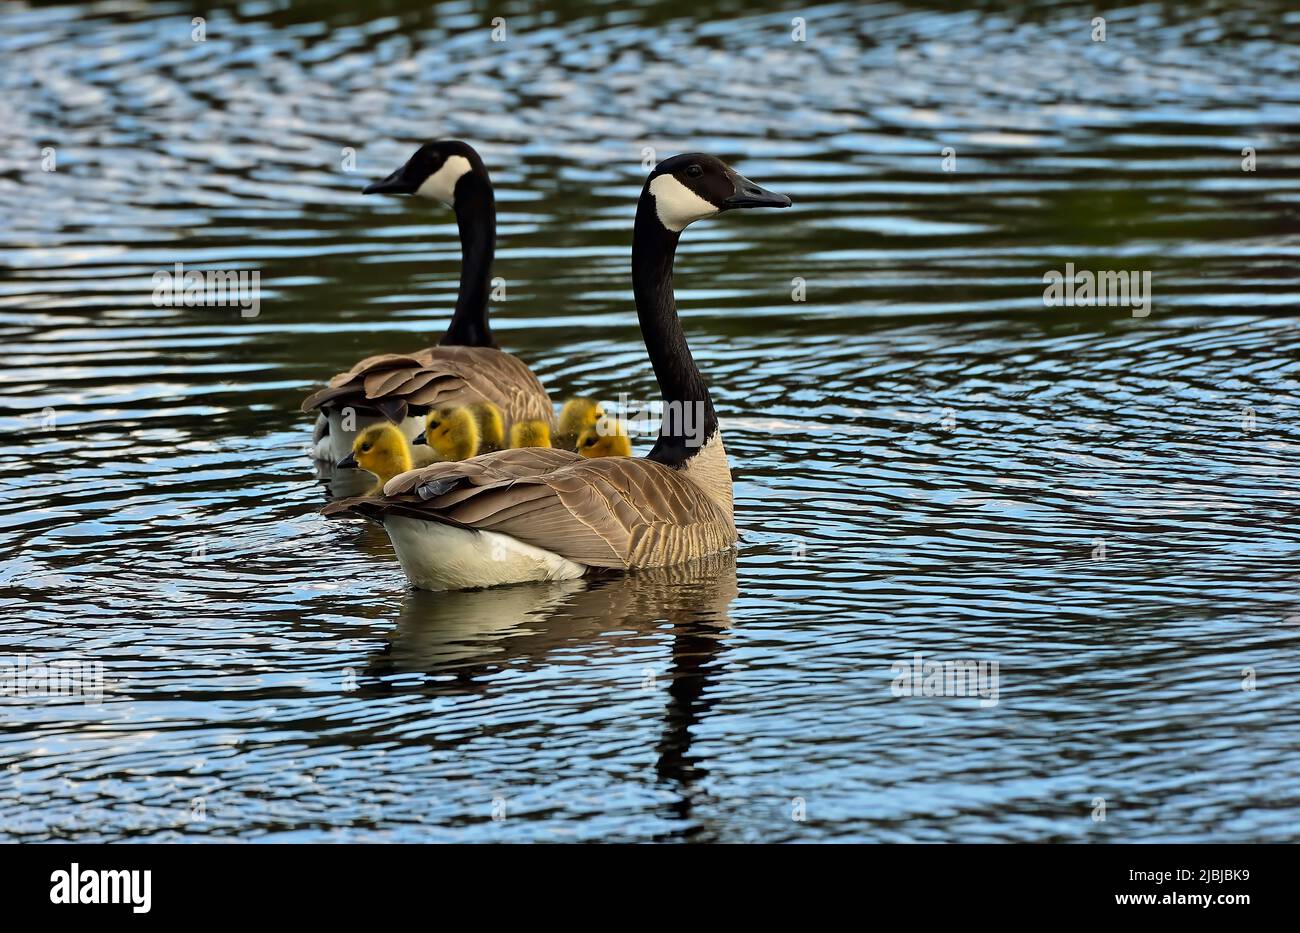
left=2, top=0, right=1299, bottom=842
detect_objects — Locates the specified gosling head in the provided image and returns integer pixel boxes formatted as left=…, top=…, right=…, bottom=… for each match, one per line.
left=338, top=423, right=413, bottom=489
left=557, top=398, right=605, bottom=448
left=577, top=422, right=632, bottom=459
left=643, top=153, right=792, bottom=233
left=414, top=406, right=481, bottom=462
left=362, top=140, right=489, bottom=209
left=509, top=419, right=552, bottom=449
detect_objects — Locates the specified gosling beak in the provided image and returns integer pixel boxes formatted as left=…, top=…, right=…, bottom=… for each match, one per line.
left=412, top=431, right=428, bottom=446
left=723, top=170, right=792, bottom=210
left=337, top=452, right=359, bottom=470
left=363, top=163, right=417, bottom=196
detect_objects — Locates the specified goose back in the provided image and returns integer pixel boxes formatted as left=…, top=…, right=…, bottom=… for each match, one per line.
left=302, top=345, right=553, bottom=430
left=324, top=447, right=736, bottom=569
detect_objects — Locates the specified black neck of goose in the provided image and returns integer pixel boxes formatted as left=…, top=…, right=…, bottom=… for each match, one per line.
left=441, top=172, right=496, bottom=348
left=632, top=195, right=719, bottom=468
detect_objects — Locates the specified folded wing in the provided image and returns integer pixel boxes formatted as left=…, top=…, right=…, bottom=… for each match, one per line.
left=301, top=346, right=553, bottom=428
left=324, top=449, right=735, bottom=569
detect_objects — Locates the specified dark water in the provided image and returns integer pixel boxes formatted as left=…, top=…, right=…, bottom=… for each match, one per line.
left=2, top=0, right=1299, bottom=841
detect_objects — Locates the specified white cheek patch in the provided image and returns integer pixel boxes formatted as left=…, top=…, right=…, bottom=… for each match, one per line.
left=649, top=174, right=720, bottom=232
left=415, top=154, right=473, bottom=206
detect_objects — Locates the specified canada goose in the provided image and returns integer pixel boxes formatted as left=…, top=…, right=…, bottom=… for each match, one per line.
left=324, top=153, right=790, bottom=590
left=555, top=397, right=604, bottom=450
left=508, top=419, right=552, bottom=449
left=338, top=423, right=413, bottom=494
left=577, top=421, right=632, bottom=458
left=302, top=140, right=553, bottom=463
left=413, top=406, right=481, bottom=462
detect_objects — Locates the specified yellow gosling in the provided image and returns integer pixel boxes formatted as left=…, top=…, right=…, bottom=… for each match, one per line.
left=417, top=406, right=481, bottom=462
left=468, top=402, right=506, bottom=452
left=338, top=423, right=413, bottom=494
left=577, top=421, right=632, bottom=459
left=556, top=397, right=604, bottom=450
left=508, top=419, right=552, bottom=449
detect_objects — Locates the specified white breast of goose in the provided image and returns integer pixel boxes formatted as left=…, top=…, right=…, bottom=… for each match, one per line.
left=383, top=515, right=587, bottom=591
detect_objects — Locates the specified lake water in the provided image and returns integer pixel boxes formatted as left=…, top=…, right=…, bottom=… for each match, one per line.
left=2, top=0, right=1299, bottom=842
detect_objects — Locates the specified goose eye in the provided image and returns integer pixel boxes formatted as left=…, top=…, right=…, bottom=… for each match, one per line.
left=584, top=436, right=597, bottom=447
left=685, top=164, right=703, bottom=179
left=429, top=421, right=440, bottom=429
left=361, top=444, right=371, bottom=453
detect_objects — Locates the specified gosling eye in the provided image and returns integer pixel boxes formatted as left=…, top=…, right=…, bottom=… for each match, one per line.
left=685, top=164, right=703, bottom=179
left=583, top=436, right=597, bottom=447
left=428, top=421, right=440, bottom=430
left=361, top=444, right=372, bottom=453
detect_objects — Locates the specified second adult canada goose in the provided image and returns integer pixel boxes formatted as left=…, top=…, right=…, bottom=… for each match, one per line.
left=302, top=140, right=553, bottom=463
left=324, top=153, right=790, bottom=590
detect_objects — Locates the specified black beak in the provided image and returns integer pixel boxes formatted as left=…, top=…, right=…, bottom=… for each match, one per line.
left=363, top=164, right=417, bottom=196
left=412, top=431, right=428, bottom=446
left=337, top=452, right=359, bottom=469
left=723, top=171, right=792, bottom=210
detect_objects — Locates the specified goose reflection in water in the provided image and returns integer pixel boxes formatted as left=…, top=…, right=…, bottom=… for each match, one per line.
left=360, top=553, right=737, bottom=829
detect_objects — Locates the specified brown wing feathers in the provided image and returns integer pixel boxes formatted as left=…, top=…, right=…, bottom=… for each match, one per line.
left=325, top=450, right=735, bottom=570
left=301, top=346, right=553, bottom=427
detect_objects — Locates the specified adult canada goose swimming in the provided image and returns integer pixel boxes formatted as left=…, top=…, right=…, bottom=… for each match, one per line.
left=302, top=140, right=553, bottom=463
left=324, top=153, right=790, bottom=590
